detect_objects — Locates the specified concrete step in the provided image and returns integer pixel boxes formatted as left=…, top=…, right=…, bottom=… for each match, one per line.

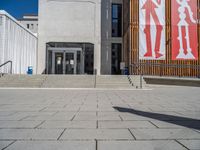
left=0, top=75, right=134, bottom=89
left=128, top=75, right=147, bottom=88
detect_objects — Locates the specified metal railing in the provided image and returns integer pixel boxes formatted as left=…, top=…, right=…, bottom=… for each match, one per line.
left=131, top=63, right=200, bottom=78
left=130, top=63, right=200, bottom=89
left=0, top=61, right=13, bottom=75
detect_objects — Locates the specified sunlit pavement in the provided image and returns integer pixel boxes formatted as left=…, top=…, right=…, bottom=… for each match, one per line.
left=0, top=86, right=199, bottom=150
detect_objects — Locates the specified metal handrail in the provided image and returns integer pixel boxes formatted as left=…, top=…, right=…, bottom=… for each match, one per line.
left=130, top=63, right=200, bottom=88
left=0, top=61, right=12, bottom=74
left=131, top=63, right=200, bottom=69
left=131, top=63, right=200, bottom=77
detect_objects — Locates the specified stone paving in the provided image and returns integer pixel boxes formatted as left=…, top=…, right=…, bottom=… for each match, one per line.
left=0, top=86, right=199, bottom=150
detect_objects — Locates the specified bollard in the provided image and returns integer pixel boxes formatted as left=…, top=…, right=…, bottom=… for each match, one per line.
left=140, top=74, right=143, bottom=89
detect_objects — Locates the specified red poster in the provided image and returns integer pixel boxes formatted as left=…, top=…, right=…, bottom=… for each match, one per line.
left=172, top=0, right=198, bottom=60
left=139, top=0, right=166, bottom=60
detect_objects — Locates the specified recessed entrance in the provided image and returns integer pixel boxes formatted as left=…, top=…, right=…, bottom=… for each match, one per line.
left=46, top=43, right=94, bottom=75
left=50, top=48, right=83, bottom=74
left=54, top=51, right=78, bottom=74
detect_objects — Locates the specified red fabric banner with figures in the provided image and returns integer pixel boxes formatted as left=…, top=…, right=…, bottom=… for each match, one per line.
left=139, top=0, right=166, bottom=60
left=172, top=0, right=198, bottom=60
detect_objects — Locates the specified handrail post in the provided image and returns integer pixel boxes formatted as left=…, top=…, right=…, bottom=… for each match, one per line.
left=94, top=69, right=97, bottom=88
left=140, top=73, right=143, bottom=89
left=10, top=61, right=12, bottom=74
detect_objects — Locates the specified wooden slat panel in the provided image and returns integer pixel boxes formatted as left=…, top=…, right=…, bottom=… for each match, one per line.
left=129, top=0, right=200, bottom=77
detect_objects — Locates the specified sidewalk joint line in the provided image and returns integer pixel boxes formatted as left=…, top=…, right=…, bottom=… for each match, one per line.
left=96, top=120, right=98, bottom=129
left=2, top=140, right=16, bottom=150
left=119, top=115, right=123, bottom=121
left=57, top=128, right=67, bottom=140
left=95, top=139, right=98, bottom=150
left=18, top=116, right=29, bottom=121
left=148, top=121, right=159, bottom=128
left=70, top=115, right=76, bottom=121
left=174, top=139, right=190, bottom=150
left=128, top=128, right=136, bottom=140
left=34, top=120, right=45, bottom=129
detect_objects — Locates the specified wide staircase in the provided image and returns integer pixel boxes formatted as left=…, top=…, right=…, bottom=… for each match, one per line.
left=0, top=74, right=146, bottom=89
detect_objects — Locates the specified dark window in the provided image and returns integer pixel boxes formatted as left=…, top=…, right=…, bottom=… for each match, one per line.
left=112, top=4, right=122, bottom=37
left=27, top=24, right=29, bottom=29
left=84, top=44, right=94, bottom=74
left=111, top=43, right=122, bottom=74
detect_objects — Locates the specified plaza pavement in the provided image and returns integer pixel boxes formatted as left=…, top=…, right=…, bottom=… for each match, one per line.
left=0, top=86, right=199, bottom=150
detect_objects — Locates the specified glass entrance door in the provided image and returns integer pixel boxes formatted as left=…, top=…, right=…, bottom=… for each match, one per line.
left=65, top=52, right=76, bottom=74
left=51, top=49, right=84, bottom=75
left=55, top=53, right=63, bottom=74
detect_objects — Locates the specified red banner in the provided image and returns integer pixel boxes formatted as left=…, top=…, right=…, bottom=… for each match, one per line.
left=172, top=0, right=198, bottom=60
left=139, top=0, right=166, bottom=60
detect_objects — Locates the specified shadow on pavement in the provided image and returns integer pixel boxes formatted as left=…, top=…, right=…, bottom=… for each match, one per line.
left=113, top=106, right=200, bottom=130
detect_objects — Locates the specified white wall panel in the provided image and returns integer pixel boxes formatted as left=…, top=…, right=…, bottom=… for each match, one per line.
left=0, top=11, right=37, bottom=74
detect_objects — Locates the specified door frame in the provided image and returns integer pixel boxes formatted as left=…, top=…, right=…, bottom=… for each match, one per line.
left=48, top=47, right=83, bottom=74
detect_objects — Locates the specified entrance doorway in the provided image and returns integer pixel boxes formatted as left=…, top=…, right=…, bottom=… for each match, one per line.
left=54, top=52, right=78, bottom=74
left=48, top=48, right=83, bottom=74
left=54, top=53, right=63, bottom=74
left=46, top=43, right=94, bottom=75
left=65, top=52, right=75, bottom=74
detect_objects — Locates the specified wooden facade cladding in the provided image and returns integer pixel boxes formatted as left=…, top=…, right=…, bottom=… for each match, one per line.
left=128, top=0, right=200, bottom=77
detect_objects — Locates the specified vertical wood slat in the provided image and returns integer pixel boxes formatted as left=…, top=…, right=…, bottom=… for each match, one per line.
left=129, top=0, right=200, bottom=77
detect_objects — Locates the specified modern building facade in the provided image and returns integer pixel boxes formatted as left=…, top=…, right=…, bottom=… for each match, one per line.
left=38, top=0, right=127, bottom=75
left=1, top=0, right=199, bottom=77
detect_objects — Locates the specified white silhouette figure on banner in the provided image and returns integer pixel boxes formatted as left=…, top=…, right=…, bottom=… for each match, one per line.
left=176, top=0, right=196, bottom=59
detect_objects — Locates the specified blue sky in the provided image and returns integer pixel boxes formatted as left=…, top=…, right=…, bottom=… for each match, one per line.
left=0, top=0, right=38, bottom=19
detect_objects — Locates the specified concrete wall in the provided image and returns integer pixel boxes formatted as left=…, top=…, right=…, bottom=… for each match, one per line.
left=38, top=0, right=101, bottom=74
left=19, top=20, right=38, bottom=35
left=101, top=0, right=123, bottom=74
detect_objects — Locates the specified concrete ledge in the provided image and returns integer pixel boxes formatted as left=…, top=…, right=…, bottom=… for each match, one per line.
left=143, top=76, right=200, bottom=87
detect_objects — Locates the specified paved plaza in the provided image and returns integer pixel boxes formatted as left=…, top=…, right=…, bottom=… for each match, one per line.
left=0, top=86, right=199, bottom=150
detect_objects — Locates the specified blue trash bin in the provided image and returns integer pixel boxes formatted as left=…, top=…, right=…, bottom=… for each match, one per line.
left=27, top=66, right=33, bottom=75
left=124, top=67, right=129, bottom=75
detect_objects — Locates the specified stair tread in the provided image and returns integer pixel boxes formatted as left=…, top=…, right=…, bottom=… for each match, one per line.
left=0, top=75, right=146, bottom=88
